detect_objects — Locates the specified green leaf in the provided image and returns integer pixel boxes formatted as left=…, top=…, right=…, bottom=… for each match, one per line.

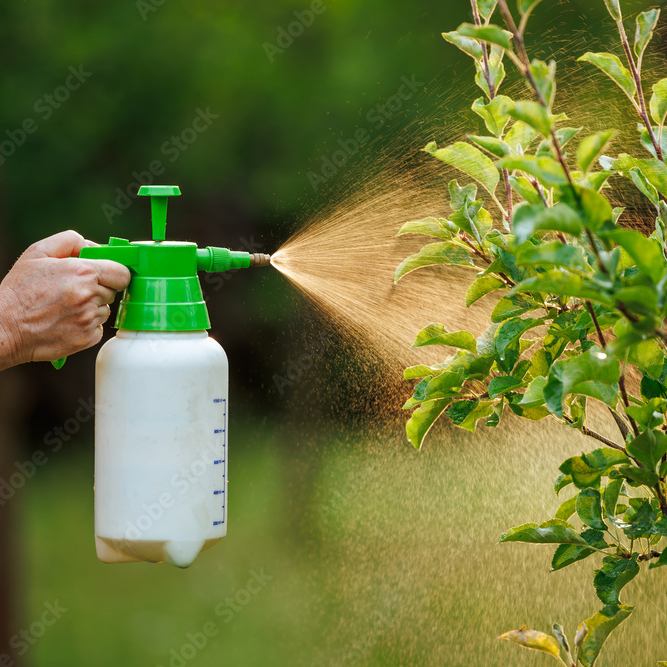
left=641, top=373, right=667, bottom=401
left=555, top=493, right=578, bottom=521
left=650, top=78, right=667, bottom=127
left=649, top=550, right=667, bottom=570
left=560, top=448, right=629, bottom=490
left=510, top=176, right=542, bottom=204
left=520, top=376, right=548, bottom=408
left=626, top=429, right=667, bottom=471
left=496, top=317, right=542, bottom=358
left=445, top=399, right=495, bottom=432
left=551, top=528, right=607, bottom=572
left=426, top=142, right=499, bottom=195
left=491, top=294, right=540, bottom=323
left=405, top=399, right=449, bottom=449
left=487, top=376, right=522, bottom=400
left=505, top=121, right=539, bottom=152
left=545, top=347, right=620, bottom=417
left=628, top=167, right=660, bottom=206
left=602, top=0, right=622, bottom=21
left=594, top=555, right=639, bottom=606
left=475, top=54, right=506, bottom=101
left=625, top=397, right=667, bottom=430
left=598, top=229, right=665, bottom=284
left=442, top=31, right=483, bottom=61
left=472, top=95, right=513, bottom=137
left=449, top=200, right=493, bottom=242
left=577, top=488, right=607, bottom=530
left=518, top=0, right=542, bottom=15
left=578, top=130, right=616, bottom=174
left=468, top=134, right=512, bottom=158
left=515, top=272, right=610, bottom=305
left=498, top=627, right=561, bottom=660
left=457, top=23, right=514, bottom=51
left=497, top=155, right=568, bottom=188
left=515, top=241, right=589, bottom=271
left=499, top=519, right=588, bottom=545
left=509, top=101, right=552, bottom=138
left=403, top=364, right=442, bottom=380
left=395, top=242, right=474, bottom=283
left=478, top=0, right=499, bottom=21
left=578, top=52, right=636, bottom=101
left=551, top=623, right=571, bottom=663
left=603, top=478, right=624, bottom=517
left=614, top=154, right=667, bottom=197
left=618, top=464, right=660, bottom=487
left=397, top=217, right=454, bottom=239
left=620, top=498, right=655, bottom=539
left=512, top=203, right=584, bottom=244
left=578, top=605, right=634, bottom=667
left=559, top=184, right=614, bottom=233
left=412, top=324, right=477, bottom=352
left=466, top=275, right=505, bottom=307
left=530, top=59, right=557, bottom=109
left=555, top=473, right=573, bottom=494
left=635, top=9, right=660, bottom=59
left=449, top=180, right=478, bottom=211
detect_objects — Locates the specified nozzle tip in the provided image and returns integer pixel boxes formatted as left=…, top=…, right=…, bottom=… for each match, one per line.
left=249, top=253, right=272, bottom=267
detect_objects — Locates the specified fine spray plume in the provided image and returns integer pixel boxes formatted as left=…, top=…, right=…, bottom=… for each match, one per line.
left=54, top=185, right=271, bottom=569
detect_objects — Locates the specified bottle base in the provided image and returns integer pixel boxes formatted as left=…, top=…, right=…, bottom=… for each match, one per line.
left=95, top=536, right=222, bottom=569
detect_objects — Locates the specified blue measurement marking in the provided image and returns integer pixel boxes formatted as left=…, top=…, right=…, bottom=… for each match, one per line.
left=211, top=398, right=227, bottom=525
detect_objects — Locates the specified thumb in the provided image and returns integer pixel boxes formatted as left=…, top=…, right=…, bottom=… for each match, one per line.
left=23, top=230, right=95, bottom=259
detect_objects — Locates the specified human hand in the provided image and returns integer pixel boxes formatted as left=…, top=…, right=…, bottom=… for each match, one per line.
left=0, top=230, right=131, bottom=369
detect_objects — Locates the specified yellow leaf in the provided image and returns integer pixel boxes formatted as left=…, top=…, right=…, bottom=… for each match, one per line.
left=499, top=627, right=562, bottom=660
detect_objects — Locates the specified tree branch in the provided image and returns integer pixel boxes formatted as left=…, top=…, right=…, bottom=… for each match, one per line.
left=617, top=19, right=663, bottom=161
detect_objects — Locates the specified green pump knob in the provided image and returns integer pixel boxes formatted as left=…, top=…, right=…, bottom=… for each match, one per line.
left=138, top=185, right=181, bottom=241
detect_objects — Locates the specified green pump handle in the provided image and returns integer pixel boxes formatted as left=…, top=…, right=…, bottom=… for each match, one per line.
left=51, top=185, right=271, bottom=369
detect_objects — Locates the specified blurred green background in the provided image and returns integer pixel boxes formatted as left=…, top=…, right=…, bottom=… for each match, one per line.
left=0, top=0, right=665, bottom=665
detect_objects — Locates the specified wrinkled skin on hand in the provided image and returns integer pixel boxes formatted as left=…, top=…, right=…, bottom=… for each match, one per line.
left=0, top=230, right=131, bottom=370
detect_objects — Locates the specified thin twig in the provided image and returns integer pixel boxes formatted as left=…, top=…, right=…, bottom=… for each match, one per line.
left=563, top=415, right=626, bottom=452
left=471, top=0, right=496, bottom=100
left=619, top=375, right=640, bottom=436
left=503, top=169, right=513, bottom=227
left=586, top=301, right=606, bottom=348
left=617, top=18, right=663, bottom=160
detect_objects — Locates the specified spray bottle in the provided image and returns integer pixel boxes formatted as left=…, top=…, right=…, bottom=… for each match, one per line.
left=62, top=185, right=270, bottom=568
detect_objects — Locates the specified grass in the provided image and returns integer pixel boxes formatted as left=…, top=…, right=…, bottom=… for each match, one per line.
left=16, top=415, right=667, bottom=666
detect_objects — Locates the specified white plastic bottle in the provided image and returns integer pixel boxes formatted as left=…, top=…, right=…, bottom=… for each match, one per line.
left=74, top=185, right=271, bottom=568
left=94, top=331, right=228, bottom=568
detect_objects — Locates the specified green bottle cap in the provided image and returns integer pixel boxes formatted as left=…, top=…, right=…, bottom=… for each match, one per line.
left=79, top=186, right=268, bottom=332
